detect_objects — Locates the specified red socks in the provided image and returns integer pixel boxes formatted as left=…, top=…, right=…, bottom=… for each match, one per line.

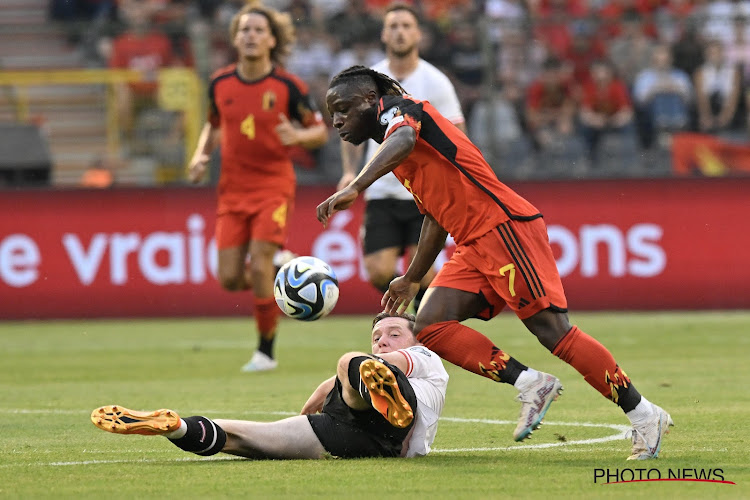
left=552, top=326, right=632, bottom=404
left=418, top=321, right=527, bottom=384
left=254, top=297, right=279, bottom=340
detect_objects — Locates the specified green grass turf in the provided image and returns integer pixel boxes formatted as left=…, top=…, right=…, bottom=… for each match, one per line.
left=2, top=312, right=749, bottom=499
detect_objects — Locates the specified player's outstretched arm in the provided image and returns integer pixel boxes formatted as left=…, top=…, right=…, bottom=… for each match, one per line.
left=338, top=140, right=365, bottom=190
left=300, top=375, right=336, bottom=415
left=316, top=126, right=416, bottom=227
left=188, top=122, right=220, bottom=184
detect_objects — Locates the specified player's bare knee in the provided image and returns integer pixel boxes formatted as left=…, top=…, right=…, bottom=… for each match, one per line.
left=219, top=273, right=245, bottom=291
left=523, top=309, right=571, bottom=351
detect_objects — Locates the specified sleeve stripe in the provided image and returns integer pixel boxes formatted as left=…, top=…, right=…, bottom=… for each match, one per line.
left=397, top=349, right=414, bottom=376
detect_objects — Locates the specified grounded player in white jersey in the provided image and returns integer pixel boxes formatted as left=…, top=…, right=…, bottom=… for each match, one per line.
left=90, top=312, right=449, bottom=459
left=338, top=2, right=466, bottom=311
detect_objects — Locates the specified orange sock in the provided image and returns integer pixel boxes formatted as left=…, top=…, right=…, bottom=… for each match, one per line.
left=418, top=321, right=527, bottom=384
left=553, top=326, right=640, bottom=411
left=254, top=297, right=279, bottom=340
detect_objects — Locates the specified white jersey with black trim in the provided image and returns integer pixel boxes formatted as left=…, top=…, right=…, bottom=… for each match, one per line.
left=396, top=345, right=449, bottom=457
left=364, top=58, right=465, bottom=201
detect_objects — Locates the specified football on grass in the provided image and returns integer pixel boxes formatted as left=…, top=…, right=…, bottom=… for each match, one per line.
left=274, top=256, right=339, bottom=321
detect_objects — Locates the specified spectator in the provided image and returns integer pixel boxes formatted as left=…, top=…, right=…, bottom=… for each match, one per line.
left=562, top=20, right=606, bottom=84
left=485, top=0, right=528, bottom=43
left=632, top=43, right=693, bottom=147
left=701, top=0, right=750, bottom=46
left=532, top=0, right=572, bottom=58
left=286, top=22, right=335, bottom=81
left=671, top=23, right=706, bottom=79
left=608, top=9, right=656, bottom=88
left=525, top=57, right=577, bottom=150
left=326, top=0, right=380, bottom=50
left=694, top=40, right=743, bottom=134
left=108, top=0, right=176, bottom=132
left=725, top=15, right=750, bottom=81
left=578, top=59, right=635, bottom=161
left=446, top=22, right=484, bottom=115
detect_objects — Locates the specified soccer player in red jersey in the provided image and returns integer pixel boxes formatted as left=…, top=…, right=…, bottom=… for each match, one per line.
left=189, top=2, right=328, bottom=372
left=317, top=66, right=673, bottom=460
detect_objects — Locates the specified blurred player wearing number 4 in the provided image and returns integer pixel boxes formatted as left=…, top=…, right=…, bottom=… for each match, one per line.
left=188, top=2, right=328, bottom=372
left=339, top=3, right=465, bottom=311
left=318, top=67, right=674, bottom=460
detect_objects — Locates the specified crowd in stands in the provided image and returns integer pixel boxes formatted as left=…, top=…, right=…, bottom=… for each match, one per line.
left=49, top=0, right=750, bottom=182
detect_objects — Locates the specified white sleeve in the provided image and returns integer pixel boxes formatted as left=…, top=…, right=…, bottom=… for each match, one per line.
left=397, top=346, right=439, bottom=377
left=430, top=73, right=465, bottom=125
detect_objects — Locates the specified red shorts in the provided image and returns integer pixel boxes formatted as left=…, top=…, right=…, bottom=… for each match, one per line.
left=431, top=217, right=567, bottom=320
left=215, top=196, right=293, bottom=250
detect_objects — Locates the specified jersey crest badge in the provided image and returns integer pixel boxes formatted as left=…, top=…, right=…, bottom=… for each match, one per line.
left=262, top=91, right=277, bottom=111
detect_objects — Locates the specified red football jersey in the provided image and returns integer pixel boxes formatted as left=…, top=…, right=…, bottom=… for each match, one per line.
left=376, top=95, right=541, bottom=245
left=208, top=65, right=323, bottom=213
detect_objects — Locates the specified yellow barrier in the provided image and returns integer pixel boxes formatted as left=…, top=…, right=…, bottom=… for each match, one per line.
left=0, top=68, right=203, bottom=183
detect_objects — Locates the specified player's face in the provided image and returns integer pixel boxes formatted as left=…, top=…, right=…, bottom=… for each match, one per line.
left=371, top=317, right=417, bottom=354
left=326, top=84, right=379, bottom=145
left=233, top=13, right=276, bottom=61
left=381, top=10, right=421, bottom=58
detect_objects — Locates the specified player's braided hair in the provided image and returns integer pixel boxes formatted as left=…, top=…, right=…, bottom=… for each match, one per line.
left=329, top=65, right=407, bottom=97
left=229, top=1, right=295, bottom=65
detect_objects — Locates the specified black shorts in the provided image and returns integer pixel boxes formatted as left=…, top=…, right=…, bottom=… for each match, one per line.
left=307, top=361, right=417, bottom=458
left=362, top=199, right=424, bottom=255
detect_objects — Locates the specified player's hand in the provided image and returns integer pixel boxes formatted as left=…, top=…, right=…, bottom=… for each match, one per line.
left=382, top=276, right=420, bottom=315
left=188, top=154, right=210, bottom=184
left=337, top=171, right=356, bottom=191
left=316, top=186, right=358, bottom=228
left=275, top=113, right=298, bottom=146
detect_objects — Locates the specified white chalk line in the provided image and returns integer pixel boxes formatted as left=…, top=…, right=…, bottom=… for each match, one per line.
left=0, top=408, right=630, bottom=467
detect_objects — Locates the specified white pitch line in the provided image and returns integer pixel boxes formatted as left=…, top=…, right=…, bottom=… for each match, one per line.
left=1, top=409, right=630, bottom=466
left=432, top=417, right=629, bottom=453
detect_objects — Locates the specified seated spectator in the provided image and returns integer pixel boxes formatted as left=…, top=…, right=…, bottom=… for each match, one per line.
left=597, top=0, right=660, bottom=39
left=701, top=0, right=750, bottom=46
left=578, top=60, right=635, bottom=161
left=446, top=22, right=484, bottom=115
left=694, top=40, right=743, bottom=134
left=632, top=43, right=694, bottom=147
left=671, top=23, right=706, bottom=79
left=286, top=22, right=335, bottom=81
left=532, top=0, right=572, bottom=59
left=562, top=20, right=606, bottom=84
left=608, top=9, right=656, bottom=89
left=108, top=0, right=176, bottom=132
left=724, top=15, right=750, bottom=83
left=525, top=57, right=577, bottom=150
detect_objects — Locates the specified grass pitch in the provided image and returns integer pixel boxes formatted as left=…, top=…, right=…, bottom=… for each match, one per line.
left=2, top=312, right=749, bottom=499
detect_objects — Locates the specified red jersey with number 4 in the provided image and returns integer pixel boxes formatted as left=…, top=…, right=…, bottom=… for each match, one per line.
left=208, top=65, right=323, bottom=213
left=377, top=95, right=541, bottom=245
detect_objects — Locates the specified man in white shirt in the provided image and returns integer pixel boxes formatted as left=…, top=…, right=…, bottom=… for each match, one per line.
left=90, top=312, right=449, bottom=459
left=338, top=3, right=466, bottom=311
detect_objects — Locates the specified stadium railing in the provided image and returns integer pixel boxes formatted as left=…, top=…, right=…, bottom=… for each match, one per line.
left=0, top=68, right=203, bottom=186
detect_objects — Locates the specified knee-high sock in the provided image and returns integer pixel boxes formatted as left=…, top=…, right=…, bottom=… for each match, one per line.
left=418, top=321, right=527, bottom=384
left=254, top=297, right=279, bottom=340
left=553, top=326, right=641, bottom=412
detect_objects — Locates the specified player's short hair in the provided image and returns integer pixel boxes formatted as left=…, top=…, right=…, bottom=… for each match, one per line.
left=372, top=311, right=417, bottom=333
left=384, top=2, right=421, bottom=25
left=329, top=65, right=407, bottom=97
left=229, top=1, right=295, bottom=65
